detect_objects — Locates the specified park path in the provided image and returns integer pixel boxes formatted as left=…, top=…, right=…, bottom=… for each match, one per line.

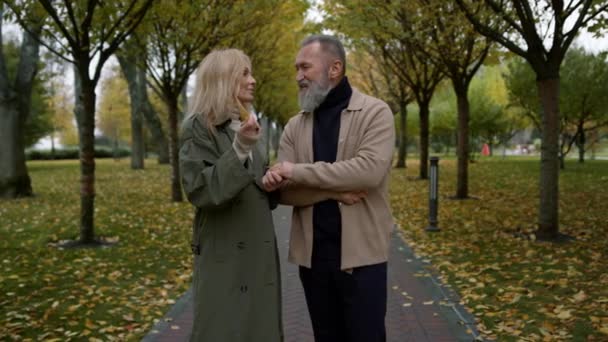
left=142, top=206, right=480, bottom=341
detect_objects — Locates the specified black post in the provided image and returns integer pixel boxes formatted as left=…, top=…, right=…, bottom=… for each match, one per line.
left=426, top=157, right=440, bottom=232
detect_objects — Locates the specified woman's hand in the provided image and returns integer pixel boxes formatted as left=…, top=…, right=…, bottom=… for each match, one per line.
left=238, top=114, right=260, bottom=141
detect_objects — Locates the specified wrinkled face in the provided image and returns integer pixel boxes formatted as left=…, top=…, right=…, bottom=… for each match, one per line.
left=295, top=42, right=332, bottom=112
left=237, top=66, right=256, bottom=105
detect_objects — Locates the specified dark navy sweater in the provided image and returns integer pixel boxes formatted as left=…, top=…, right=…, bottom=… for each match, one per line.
left=312, top=77, right=353, bottom=268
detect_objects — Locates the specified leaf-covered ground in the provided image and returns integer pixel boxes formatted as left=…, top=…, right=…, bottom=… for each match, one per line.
left=2, top=158, right=607, bottom=341
left=0, top=160, right=194, bottom=341
left=390, top=157, right=608, bottom=341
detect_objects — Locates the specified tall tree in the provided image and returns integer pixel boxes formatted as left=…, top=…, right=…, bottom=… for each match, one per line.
left=237, top=0, right=309, bottom=125
left=416, top=0, right=491, bottom=198
left=97, top=67, right=131, bottom=156
left=505, top=49, right=608, bottom=169
left=560, top=48, right=608, bottom=164
left=117, top=40, right=169, bottom=167
left=0, top=3, right=43, bottom=198
left=348, top=47, right=412, bottom=168
left=136, top=0, right=283, bottom=202
left=324, top=0, right=445, bottom=177
left=2, top=38, right=55, bottom=148
left=6, top=0, right=153, bottom=244
left=455, top=0, right=608, bottom=240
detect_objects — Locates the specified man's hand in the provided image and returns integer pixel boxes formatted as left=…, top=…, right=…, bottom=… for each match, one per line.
left=270, top=161, right=294, bottom=179
left=334, top=190, right=367, bottom=205
left=262, top=169, right=285, bottom=192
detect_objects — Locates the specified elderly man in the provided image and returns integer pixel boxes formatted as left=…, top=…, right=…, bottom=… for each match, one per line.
left=263, top=34, right=395, bottom=342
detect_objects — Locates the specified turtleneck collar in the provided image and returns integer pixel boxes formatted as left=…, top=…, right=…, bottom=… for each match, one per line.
left=315, top=76, right=352, bottom=113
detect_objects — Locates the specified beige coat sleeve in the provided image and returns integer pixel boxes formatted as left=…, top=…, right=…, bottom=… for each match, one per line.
left=277, top=117, right=339, bottom=206
left=290, top=104, right=394, bottom=192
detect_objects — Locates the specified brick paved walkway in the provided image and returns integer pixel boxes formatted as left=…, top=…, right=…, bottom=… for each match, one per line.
left=143, top=206, right=479, bottom=342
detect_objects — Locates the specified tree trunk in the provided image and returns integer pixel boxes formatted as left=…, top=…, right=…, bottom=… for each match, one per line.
left=117, top=55, right=169, bottom=165
left=418, top=100, right=430, bottom=179
left=117, top=55, right=144, bottom=169
left=146, top=102, right=170, bottom=164
left=454, top=83, right=470, bottom=199
left=536, top=77, right=560, bottom=239
left=180, top=84, right=188, bottom=123
left=0, top=103, right=32, bottom=198
left=0, top=19, right=41, bottom=198
left=74, top=67, right=97, bottom=244
left=167, top=97, right=183, bottom=202
left=577, top=124, right=585, bottom=163
left=395, top=101, right=408, bottom=168
left=50, top=131, right=56, bottom=159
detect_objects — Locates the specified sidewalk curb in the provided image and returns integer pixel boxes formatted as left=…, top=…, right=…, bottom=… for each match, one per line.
left=392, top=228, right=481, bottom=341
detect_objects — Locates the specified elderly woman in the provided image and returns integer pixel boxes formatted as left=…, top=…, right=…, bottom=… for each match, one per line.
left=179, top=49, right=282, bottom=341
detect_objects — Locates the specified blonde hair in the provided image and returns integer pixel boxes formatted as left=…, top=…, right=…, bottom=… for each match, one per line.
left=187, top=49, right=252, bottom=134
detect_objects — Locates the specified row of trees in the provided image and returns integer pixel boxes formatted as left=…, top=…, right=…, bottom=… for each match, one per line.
left=323, top=0, right=608, bottom=240
left=0, top=0, right=308, bottom=245
left=390, top=49, right=608, bottom=164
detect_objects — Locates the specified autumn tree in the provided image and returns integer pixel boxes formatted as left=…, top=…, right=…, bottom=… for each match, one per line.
left=228, top=0, right=309, bottom=159
left=348, top=47, right=413, bottom=168
left=505, top=49, right=608, bottom=169
left=97, top=67, right=131, bottom=156
left=132, top=0, right=286, bottom=202
left=560, top=48, right=608, bottom=164
left=237, top=0, right=308, bottom=124
left=0, top=3, right=44, bottom=198
left=455, top=0, right=608, bottom=240
left=117, top=38, right=169, bottom=168
left=6, top=0, right=153, bottom=244
left=411, top=0, right=493, bottom=198
left=324, top=0, right=444, bottom=177
left=1, top=37, right=55, bottom=149
left=469, top=65, right=529, bottom=157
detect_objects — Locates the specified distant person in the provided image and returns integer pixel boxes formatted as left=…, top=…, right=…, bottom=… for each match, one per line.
left=180, top=49, right=282, bottom=341
left=263, top=35, right=395, bottom=342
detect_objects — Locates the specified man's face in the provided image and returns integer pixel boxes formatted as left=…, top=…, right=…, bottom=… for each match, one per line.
left=295, top=42, right=332, bottom=112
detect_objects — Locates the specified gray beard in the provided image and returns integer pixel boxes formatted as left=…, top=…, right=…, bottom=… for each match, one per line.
left=298, top=80, right=331, bottom=112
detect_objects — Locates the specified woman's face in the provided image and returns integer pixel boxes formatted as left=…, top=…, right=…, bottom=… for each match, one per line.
left=237, top=66, right=256, bottom=105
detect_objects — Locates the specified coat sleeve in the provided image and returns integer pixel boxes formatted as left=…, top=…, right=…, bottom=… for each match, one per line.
left=290, top=104, right=395, bottom=191
left=179, top=119, right=254, bottom=210
left=276, top=117, right=341, bottom=206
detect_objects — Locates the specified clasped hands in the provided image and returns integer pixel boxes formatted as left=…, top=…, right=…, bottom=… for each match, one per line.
left=262, top=162, right=367, bottom=205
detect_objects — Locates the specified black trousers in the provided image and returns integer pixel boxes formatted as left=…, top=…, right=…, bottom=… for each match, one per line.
left=299, top=262, right=387, bottom=342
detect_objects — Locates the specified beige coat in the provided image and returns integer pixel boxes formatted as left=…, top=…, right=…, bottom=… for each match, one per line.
left=278, top=88, right=395, bottom=270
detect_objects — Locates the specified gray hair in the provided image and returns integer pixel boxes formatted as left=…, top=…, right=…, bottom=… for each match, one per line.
left=301, top=34, right=346, bottom=76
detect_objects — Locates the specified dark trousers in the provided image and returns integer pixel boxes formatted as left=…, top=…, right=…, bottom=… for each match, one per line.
left=299, top=262, right=387, bottom=342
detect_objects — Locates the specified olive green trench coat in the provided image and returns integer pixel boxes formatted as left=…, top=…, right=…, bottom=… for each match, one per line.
left=179, top=115, right=282, bottom=342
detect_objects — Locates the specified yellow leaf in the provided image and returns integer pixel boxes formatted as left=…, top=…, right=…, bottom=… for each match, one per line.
left=572, top=290, right=586, bottom=303
left=85, top=319, right=97, bottom=330
left=556, top=310, right=572, bottom=320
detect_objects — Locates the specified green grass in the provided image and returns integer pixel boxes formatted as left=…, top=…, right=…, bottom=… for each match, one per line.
left=1, top=159, right=193, bottom=341
left=390, top=157, right=608, bottom=340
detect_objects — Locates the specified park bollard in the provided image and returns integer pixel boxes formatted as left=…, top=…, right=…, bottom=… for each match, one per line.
left=426, top=157, right=440, bottom=232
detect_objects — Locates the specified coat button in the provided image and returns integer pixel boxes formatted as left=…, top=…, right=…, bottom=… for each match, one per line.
left=237, top=241, right=246, bottom=250
left=240, top=285, right=248, bottom=293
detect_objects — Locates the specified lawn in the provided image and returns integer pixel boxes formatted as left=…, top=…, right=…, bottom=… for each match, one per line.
left=1, top=157, right=607, bottom=341
left=0, top=159, right=194, bottom=341
left=390, top=157, right=608, bottom=341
